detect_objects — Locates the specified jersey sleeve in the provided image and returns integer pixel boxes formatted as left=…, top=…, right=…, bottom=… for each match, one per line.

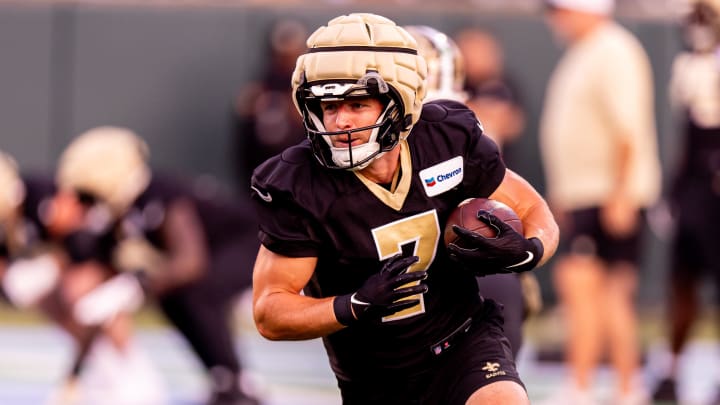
left=463, top=124, right=505, bottom=197
left=250, top=155, right=324, bottom=258
left=453, top=104, right=506, bottom=197
left=418, top=100, right=507, bottom=199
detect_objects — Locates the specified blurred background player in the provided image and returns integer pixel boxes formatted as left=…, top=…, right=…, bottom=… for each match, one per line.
left=0, top=150, right=167, bottom=404
left=539, top=0, right=662, bottom=403
left=404, top=24, right=542, bottom=359
left=652, top=0, right=720, bottom=401
left=454, top=27, right=526, bottom=158
left=54, top=126, right=261, bottom=405
left=233, top=18, right=309, bottom=190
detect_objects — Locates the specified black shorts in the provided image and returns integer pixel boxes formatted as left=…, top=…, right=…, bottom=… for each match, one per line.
left=558, top=207, right=645, bottom=266
left=476, top=274, right=524, bottom=358
left=671, top=179, right=720, bottom=280
left=337, top=299, right=523, bottom=405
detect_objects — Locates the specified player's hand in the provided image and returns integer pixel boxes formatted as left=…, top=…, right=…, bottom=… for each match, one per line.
left=1, top=254, right=60, bottom=308
left=333, top=253, right=427, bottom=325
left=73, top=272, right=145, bottom=326
left=447, top=210, right=543, bottom=275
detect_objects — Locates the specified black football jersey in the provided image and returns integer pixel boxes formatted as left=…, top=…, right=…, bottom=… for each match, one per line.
left=251, top=100, right=506, bottom=379
left=677, top=117, right=720, bottom=180
left=123, top=173, right=256, bottom=254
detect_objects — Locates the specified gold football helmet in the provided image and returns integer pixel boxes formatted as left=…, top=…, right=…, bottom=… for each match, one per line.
left=56, top=126, right=151, bottom=214
left=291, top=13, right=427, bottom=170
left=404, top=25, right=466, bottom=103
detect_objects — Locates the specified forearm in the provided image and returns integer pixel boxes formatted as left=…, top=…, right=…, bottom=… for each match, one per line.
left=253, top=290, right=343, bottom=340
left=150, top=199, right=209, bottom=295
left=490, top=169, right=559, bottom=266
left=252, top=246, right=345, bottom=340
left=515, top=199, right=559, bottom=266
left=151, top=256, right=206, bottom=295
left=612, top=136, right=635, bottom=202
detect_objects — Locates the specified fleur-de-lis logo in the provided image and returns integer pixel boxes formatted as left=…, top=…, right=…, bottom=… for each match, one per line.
left=482, top=362, right=500, bottom=373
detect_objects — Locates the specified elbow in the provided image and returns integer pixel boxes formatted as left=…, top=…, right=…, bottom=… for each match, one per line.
left=253, top=314, right=282, bottom=341
left=254, top=322, right=281, bottom=341
left=538, top=216, right=560, bottom=266
left=252, top=296, right=286, bottom=341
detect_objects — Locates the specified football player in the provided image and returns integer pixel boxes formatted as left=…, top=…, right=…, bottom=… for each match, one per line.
left=0, top=150, right=166, bottom=404
left=250, top=13, right=559, bottom=405
left=653, top=0, right=720, bottom=401
left=0, top=152, right=60, bottom=310
left=54, top=127, right=262, bottom=405
left=404, top=24, right=542, bottom=359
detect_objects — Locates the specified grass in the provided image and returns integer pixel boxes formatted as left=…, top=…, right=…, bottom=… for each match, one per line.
left=0, top=302, right=171, bottom=329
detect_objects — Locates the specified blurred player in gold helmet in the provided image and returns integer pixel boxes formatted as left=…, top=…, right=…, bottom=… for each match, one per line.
left=56, top=126, right=262, bottom=405
left=0, top=151, right=52, bottom=308
left=0, top=149, right=167, bottom=404
left=402, top=25, right=466, bottom=103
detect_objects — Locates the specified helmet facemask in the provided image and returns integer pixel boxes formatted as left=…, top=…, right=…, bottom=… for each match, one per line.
left=298, top=71, right=409, bottom=170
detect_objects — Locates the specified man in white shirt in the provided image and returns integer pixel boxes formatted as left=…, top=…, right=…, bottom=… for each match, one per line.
left=539, top=0, right=662, bottom=404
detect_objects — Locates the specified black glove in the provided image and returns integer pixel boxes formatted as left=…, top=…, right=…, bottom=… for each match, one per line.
left=447, top=210, right=544, bottom=276
left=333, top=254, right=427, bottom=325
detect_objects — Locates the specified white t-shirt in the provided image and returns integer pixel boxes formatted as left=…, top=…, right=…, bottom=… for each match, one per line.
left=540, top=21, right=661, bottom=210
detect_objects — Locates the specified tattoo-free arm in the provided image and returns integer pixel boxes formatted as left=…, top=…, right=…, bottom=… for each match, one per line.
left=252, top=245, right=344, bottom=340
left=489, top=169, right=559, bottom=267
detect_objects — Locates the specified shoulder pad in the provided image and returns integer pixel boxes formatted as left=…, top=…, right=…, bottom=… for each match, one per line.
left=252, top=142, right=318, bottom=200
left=419, top=102, right=447, bottom=122
left=419, top=99, right=471, bottom=122
left=280, top=142, right=312, bottom=165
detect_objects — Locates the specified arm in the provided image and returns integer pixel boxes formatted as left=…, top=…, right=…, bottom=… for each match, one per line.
left=598, top=42, right=660, bottom=236
left=149, top=198, right=208, bottom=294
left=447, top=168, right=559, bottom=274
left=601, top=137, right=641, bottom=237
left=489, top=169, right=559, bottom=266
left=252, top=245, right=426, bottom=341
left=252, top=245, right=341, bottom=341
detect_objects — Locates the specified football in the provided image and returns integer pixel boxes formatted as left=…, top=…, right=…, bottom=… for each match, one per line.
left=443, top=198, right=523, bottom=247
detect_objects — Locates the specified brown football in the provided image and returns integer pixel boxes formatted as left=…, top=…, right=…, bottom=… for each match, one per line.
left=443, top=198, right=523, bottom=247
